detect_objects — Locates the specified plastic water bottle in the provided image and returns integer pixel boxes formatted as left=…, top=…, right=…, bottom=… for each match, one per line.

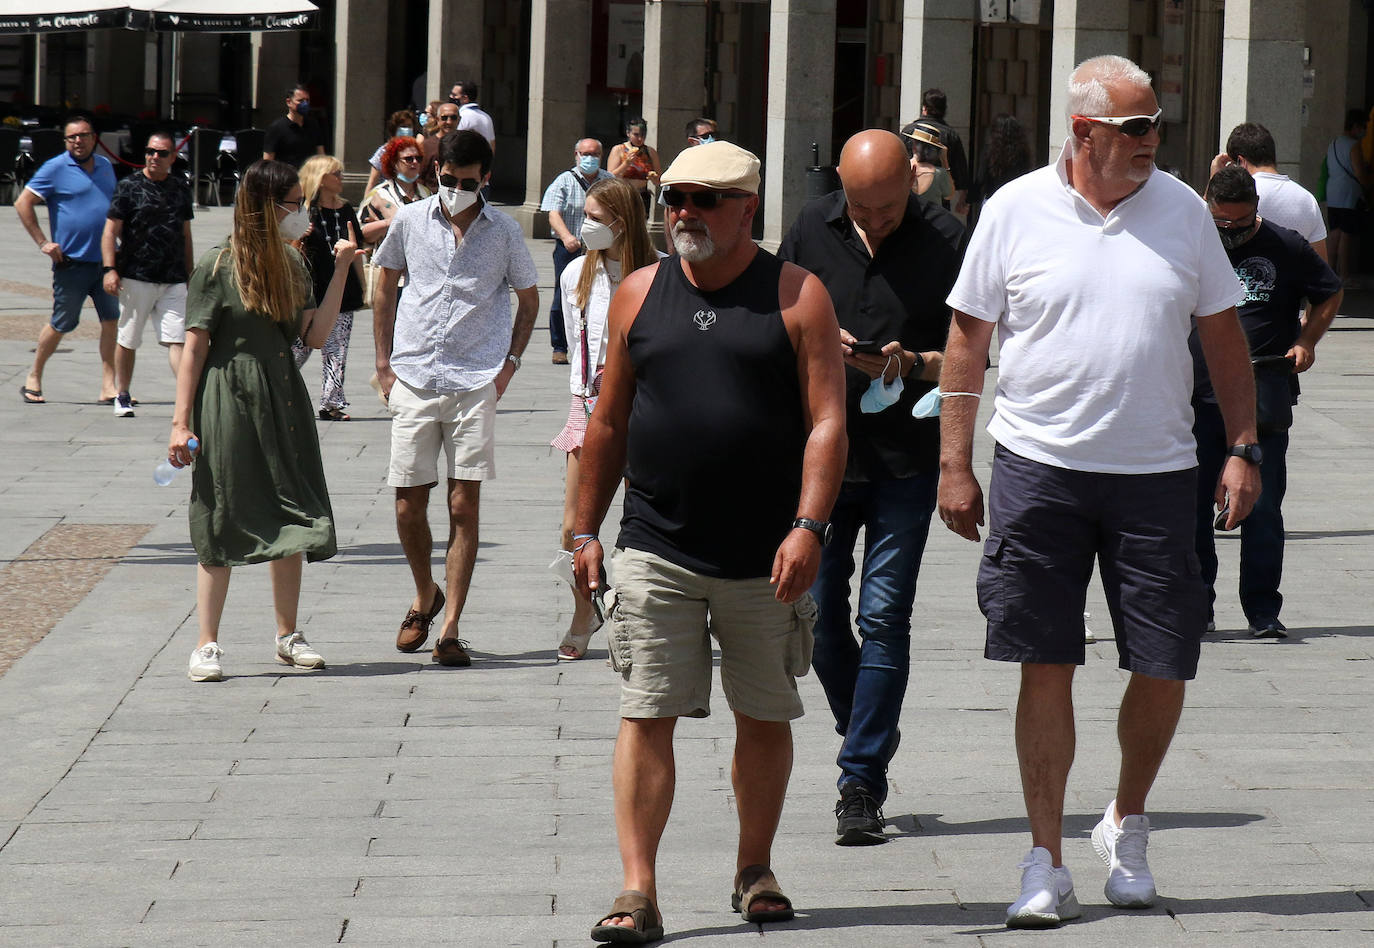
left=154, top=438, right=199, bottom=486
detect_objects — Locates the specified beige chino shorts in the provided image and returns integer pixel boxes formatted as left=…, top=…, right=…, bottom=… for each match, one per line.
left=387, top=378, right=497, bottom=486
left=607, top=546, right=817, bottom=722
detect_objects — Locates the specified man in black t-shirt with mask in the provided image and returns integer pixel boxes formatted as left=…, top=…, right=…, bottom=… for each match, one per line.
left=1192, top=166, right=1343, bottom=639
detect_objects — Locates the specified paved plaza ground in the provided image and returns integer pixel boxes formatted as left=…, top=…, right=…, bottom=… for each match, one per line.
left=1, top=204, right=1372, bottom=946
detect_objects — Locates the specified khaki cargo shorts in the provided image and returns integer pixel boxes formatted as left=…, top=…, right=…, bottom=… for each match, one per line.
left=606, top=546, right=817, bottom=722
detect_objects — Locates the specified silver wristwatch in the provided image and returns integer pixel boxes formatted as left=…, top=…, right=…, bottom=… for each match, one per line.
left=506, top=353, right=521, bottom=370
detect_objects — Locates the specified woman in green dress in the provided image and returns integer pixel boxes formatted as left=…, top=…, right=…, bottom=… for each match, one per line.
left=167, top=160, right=363, bottom=682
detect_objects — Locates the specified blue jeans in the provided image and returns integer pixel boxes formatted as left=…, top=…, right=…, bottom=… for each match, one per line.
left=1192, top=399, right=1289, bottom=626
left=549, top=241, right=581, bottom=354
left=809, top=472, right=938, bottom=803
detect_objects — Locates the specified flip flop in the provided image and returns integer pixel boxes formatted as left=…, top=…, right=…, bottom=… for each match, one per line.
left=20, top=386, right=45, bottom=404
left=732, top=864, right=795, bottom=923
left=591, top=889, right=663, bottom=944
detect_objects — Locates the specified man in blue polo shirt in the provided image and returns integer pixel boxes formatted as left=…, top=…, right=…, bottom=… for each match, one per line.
left=17, top=114, right=119, bottom=404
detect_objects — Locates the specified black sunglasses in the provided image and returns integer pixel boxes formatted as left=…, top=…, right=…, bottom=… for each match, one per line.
left=438, top=174, right=482, bottom=191
left=1073, top=108, right=1164, bottom=138
left=397, top=154, right=423, bottom=164
left=661, top=189, right=748, bottom=210
left=145, top=147, right=171, bottom=157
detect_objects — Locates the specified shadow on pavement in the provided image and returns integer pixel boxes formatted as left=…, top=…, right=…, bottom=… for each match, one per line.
left=1209, top=624, right=1374, bottom=641
left=882, top=809, right=1265, bottom=840
left=660, top=887, right=1372, bottom=941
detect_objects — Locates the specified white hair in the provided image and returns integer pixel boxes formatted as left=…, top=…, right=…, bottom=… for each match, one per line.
left=1065, top=55, right=1152, bottom=129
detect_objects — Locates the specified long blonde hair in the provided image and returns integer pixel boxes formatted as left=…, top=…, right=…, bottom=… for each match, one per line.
left=219, top=159, right=308, bottom=323
left=298, top=154, right=342, bottom=208
left=573, top=177, right=656, bottom=311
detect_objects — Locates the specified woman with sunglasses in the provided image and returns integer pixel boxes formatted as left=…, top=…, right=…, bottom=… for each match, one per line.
left=550, top=177, right=661, bottom=660
left=295, top=154, right=367, bottom=421
left=168, top=159, right=363, bottom=682
left=607, top=118, right=661, bottom=216
left=360, top=136, right=431, bottom=248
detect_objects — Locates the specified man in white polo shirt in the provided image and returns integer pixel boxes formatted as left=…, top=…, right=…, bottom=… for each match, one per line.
left=373, top=129, right=538, bottom=668
left=937, top=55, right=1260, bottom=927
left=1211, top=122, right=1327, bottom=261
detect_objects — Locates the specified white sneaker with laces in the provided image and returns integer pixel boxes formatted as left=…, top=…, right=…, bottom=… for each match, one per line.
left=276, top=631, right=325, bottom=669
left=113, top=392, right=135, bottom=418
left=188, top=642, right=223, bottom=681
left=1092, top=799, right=1157, bottom=907
left=1006, top=846, right=1081, bottom=927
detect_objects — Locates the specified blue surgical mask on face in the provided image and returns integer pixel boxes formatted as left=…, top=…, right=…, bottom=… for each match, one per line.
left=294, top=100, right=309, bottom=116
left=418, top=113, right=429, bottom=128
left=911, top=386, right=941, bottom=418
left=697, top=134, right=715, bottom=145
left=578, top=154, right=600, bottom=175
left=396, top=127, right=412, bottom=138
left=859, top=355, right=903, bottom=414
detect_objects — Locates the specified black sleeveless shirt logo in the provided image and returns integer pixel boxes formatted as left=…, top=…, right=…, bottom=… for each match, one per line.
left=617, top=251, right=805, bottom=579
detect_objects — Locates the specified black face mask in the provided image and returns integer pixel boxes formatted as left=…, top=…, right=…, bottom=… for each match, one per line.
left=449, top=95, right=462, bottom=105
left=1216, top=220, right=1257, bottom=250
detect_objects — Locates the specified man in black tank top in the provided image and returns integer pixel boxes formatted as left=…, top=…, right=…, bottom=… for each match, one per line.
left=571, top=142, right=848, bottom=942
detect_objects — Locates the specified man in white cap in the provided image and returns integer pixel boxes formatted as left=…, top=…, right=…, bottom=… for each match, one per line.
left=573, top=140, right=848, bottom=943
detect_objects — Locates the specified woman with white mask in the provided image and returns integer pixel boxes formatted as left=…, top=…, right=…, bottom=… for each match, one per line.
left=549, top=178, right=662, bottom=660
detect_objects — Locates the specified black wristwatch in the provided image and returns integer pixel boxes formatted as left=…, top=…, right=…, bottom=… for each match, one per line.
left=1227, top=443, right=1263, bottom=465
left=907, top=351, right=926, bottom=377
left=792, top=517, right=833, bottom=546
left=102, top=265, right=116, bottom=274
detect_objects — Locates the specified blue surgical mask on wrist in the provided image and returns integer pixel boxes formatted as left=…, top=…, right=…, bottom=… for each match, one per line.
left=911, top=386, right=941, bottom=418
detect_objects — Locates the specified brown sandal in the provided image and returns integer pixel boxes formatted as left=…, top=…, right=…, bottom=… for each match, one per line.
left=731, top=864, right=794, bottom=923
left=396, top=587, right=444, bottom=652
left=591, top=889, right=663, bottom=943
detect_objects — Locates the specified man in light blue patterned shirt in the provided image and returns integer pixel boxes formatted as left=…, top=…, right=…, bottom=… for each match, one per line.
left=373, top=130, right=539, bottom=668
left=540, top=138, right=613, bottom=363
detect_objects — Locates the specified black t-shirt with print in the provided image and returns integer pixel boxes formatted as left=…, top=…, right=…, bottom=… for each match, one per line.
left=1190, top=219, right=1341, bottom=403
left=107, top=172, right=194, bottom=284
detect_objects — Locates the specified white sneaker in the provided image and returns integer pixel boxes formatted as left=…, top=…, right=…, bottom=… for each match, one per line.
left=1092, top=799, right=1157, bottom=907
left=275, top=631, right=325, bottom=669
left=188, top=642, right=223, bottom=681
left=1006, top=846, right=1081, bottom=927
left=113, top=392, right=135, bottom=418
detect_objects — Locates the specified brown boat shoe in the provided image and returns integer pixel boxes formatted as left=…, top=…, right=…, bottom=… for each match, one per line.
left=396, top=586, right=445, bottom=652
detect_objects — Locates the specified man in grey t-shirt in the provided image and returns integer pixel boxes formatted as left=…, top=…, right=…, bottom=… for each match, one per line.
left=373, top=130, right=539, bottom=667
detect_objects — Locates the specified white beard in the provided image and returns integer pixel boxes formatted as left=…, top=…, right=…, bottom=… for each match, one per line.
left=673, top=223, right=716, bottom=262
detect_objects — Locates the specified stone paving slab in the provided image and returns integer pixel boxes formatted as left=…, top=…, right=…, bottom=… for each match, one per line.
left=1, top=205, right=1373, bottom=944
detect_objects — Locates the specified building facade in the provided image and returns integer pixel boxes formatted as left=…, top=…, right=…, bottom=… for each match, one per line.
left=8, top=0, right=1371, bottom=245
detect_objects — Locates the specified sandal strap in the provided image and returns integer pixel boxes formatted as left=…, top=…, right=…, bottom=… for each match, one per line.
left=735, top=864, right=791, bottom=913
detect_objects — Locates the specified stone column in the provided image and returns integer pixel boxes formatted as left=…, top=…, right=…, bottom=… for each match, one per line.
left=518, top=0, right=591, bottom=236
left=1047, top=0, right=1129, bottom=146
left=644, top=0, right=708, bottom=184
left=1220, top=0, right=1306, bottom=177
left=427, top=0, right=485, bottom=104
left=763, top=0, right=837, bottom=248
left=899, top=0, right=976, bottom=139
left=335, top=0, right=388, bottom=194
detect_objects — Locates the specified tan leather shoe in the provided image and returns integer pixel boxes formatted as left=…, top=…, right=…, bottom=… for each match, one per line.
left=396, top=587, right=444, bottom=652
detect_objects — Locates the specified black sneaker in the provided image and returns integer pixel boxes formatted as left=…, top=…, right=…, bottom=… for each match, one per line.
left=835, top=784, right=886, bottom=846
left=1249, top=619, right=1287, bottom=639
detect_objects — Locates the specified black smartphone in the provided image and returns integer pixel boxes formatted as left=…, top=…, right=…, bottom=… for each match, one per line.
left=1213, top=503, right=1235, bottom=531
left=849, top=338, right=884, bottom=354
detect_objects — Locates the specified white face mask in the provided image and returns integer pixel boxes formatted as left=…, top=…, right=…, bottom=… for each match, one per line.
left=440, top=185, right=478, bottom=216
left=580, top=219, right=617, bottom=251
left=859, top=355, right=903, bottom=414
left=277, top=204, right=309, bottom=240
